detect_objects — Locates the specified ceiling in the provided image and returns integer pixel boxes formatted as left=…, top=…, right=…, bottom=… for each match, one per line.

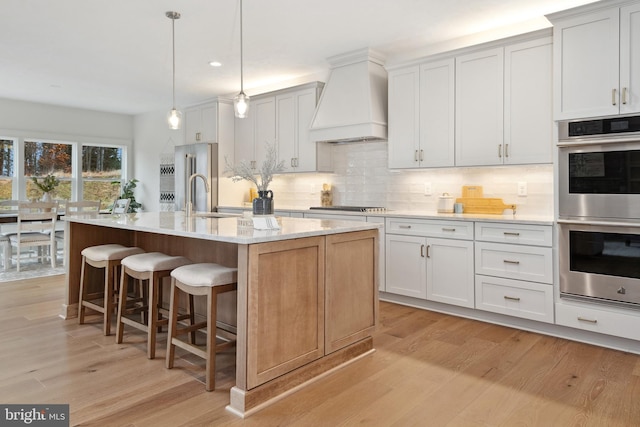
left=1, top=0, right=599, bottom=116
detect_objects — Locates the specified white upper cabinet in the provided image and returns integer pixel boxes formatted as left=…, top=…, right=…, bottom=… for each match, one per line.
left=550, top=2, right=640, bottom=119
left=235, top=82, right=328, bottom=173
left=621, top=3, right=640, bottom=115
left=455, top=47, right=504, bottom=166
left=387, top=59, right=455, bottom=169
left=387, top=65, right=420, bottom=169
left=504, top=37, right=553, bottom=164
left=420, top=59, right=455, bottom=168
left=276, top=83, right=328, bottom=172
left=184, top=100, right=234, bottom=145
left=388, top=31, right=552, bottom=168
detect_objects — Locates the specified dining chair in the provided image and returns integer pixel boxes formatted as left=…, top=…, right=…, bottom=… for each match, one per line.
left=0, top=200, right=20, bottom=270
left=112, top=198, right=130, bottom=214
left=8, top=201, right=58, bottom=272
left=55, top=200, right=102, bottom=262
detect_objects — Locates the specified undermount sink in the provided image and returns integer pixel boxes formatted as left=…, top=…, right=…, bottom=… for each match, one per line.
left=191, top=211, right=240, bottom=218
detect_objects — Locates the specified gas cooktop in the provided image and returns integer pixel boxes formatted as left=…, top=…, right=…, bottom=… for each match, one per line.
left=309, top=206, right=386, bottom=213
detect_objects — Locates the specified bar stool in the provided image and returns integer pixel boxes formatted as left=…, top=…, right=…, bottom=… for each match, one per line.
left=165, top=263, right=238, bottom=391
left=115, top=252, right=191, bottom=359
left=78, top=244, right=145, bottom=336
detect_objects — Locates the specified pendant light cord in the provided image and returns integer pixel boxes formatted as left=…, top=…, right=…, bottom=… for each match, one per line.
left=239, top=0, right=244, bottom=93
left=172, top=14, right=176, bottom=108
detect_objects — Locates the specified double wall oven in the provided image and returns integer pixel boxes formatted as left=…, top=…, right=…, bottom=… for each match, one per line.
left=558, top=116, right=640, bottom=308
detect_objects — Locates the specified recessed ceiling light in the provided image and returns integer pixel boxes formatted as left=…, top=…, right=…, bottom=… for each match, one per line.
left=209, top=61, right=222, bottom=67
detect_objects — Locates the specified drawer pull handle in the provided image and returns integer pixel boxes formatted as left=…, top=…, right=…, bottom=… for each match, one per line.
left=503, top=232, right=520, bottom=236
left=503, top=296, right=520, bottom=302
left=578, top=316, right=598, bottom=324
left=399, top=225, right=412, bottom=229
left=442, top=227, right=456, bottom=232
left=503, top=259, right=520, bottom=265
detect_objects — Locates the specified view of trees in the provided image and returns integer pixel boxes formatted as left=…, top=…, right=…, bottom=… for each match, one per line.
left=25, top=141, right=72, bottom=176
left=1, top=140, right=124, bottom=208
left=0, top=139, right=13, bottom=177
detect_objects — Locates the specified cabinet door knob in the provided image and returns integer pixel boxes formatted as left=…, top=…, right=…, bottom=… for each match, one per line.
left=612, top=88, right=617, bottom=106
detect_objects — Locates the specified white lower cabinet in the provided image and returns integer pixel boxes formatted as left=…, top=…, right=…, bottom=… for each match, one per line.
left=474, top=222, right=554, bottom=323
left=475, top=275, right=554, bottom=323
left=555, top=301, right=640, bottom=341
left=385, top=218, right=474, bottom=308
left=475, top=242, right=553, bottom=284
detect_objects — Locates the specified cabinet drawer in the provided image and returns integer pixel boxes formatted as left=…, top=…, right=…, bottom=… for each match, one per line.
left=555, top=301, right=640, bottom=341
left=475, top=242, right=552, bottom=284
left=386, top=217, right=473, bottom=240
left=475, top=222, right=552, bottom=246
left=475, top=275, right=553, bottom=323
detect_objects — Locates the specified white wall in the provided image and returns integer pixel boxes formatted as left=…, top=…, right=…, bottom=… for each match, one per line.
left=133, top=110, right=184, bottom=212
left=0, top=98, right=133, bottom=142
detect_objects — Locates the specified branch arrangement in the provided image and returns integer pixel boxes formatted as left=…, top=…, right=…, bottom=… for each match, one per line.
left=224, top=142, right=286, bottom=192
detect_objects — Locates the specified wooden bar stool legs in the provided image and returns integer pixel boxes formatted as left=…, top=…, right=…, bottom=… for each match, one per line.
left=77, top=244, right=145, bottom=336
left=166, top=263, right=238, bottom=391
left=115, top=252, right=191, bottom=359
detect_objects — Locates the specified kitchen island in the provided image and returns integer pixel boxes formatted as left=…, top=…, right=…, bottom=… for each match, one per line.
left=62, top=211, right=380, bottom=417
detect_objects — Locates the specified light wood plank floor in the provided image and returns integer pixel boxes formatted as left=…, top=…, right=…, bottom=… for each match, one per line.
left=2, top=275, right=639, bottom=426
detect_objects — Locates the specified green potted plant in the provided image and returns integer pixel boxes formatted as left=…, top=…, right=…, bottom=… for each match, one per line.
left=111, top=178, right=142, bottom=213
left=31, top=174, right=60, bottom=202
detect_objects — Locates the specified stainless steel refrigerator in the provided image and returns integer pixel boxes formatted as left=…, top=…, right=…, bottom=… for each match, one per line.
left=174, top=143, right=218, bottom=212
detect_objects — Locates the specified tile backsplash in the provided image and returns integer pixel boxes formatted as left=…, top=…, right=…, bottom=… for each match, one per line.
left=221, top=140, right=554, bottom=216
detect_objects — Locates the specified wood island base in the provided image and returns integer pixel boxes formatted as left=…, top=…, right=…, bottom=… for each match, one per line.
left=63, top=213, right=379, bottom=418
left=227, top=337, right=374, bottom=417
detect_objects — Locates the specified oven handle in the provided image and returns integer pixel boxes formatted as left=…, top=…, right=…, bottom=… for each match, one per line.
left=557, top=218, right=640, bottom=229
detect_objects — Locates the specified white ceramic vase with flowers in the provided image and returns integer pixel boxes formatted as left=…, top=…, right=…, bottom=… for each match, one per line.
left=31, top=174, right=60, bottom=203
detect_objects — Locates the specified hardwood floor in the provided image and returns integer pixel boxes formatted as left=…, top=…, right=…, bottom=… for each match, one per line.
left=2, top=275, right=639, bottom=426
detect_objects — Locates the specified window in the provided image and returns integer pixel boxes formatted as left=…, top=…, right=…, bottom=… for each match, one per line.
left=82, top=145, right=123, bottom=209
left=24, top=140, right=72, bottom=200
left=0, top=139, right=14, bottom=200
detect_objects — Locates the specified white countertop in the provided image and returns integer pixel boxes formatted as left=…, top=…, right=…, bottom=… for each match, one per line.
left=64, top=211, right=381, bottom=244
left=219, top=206, right=554, bottom=226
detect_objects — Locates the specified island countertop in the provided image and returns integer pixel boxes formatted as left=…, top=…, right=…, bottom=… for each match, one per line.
left=64, top=211, right=381, bottom=244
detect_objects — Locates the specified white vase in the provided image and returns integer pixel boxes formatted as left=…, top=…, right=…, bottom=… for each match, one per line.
left=41, top=192, right=52, bottom=203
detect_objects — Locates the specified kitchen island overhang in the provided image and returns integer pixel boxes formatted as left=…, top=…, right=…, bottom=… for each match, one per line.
left=62, top=212, right=380, bottom=417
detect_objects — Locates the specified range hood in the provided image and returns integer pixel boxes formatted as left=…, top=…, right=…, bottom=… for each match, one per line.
left=309, top=48, right=388, bottom=143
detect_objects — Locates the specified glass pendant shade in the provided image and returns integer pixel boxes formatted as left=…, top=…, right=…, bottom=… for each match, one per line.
left=168, top=107, right=182, bottom=130
left=234, top=92, right=250, bottom=118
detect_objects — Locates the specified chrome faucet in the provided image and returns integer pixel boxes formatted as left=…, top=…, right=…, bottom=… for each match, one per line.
left=186, top=173, right=210, bottom=217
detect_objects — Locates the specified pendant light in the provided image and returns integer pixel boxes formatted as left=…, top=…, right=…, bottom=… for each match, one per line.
left=234, top=0, right=250, bottom=118
left=166, top=11, right=182, bottom=130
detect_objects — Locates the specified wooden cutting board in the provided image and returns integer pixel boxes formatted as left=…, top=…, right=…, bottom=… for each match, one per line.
left=455, top=197, right=516, bottom=214
left=462, top=185, right=483, bottom=198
